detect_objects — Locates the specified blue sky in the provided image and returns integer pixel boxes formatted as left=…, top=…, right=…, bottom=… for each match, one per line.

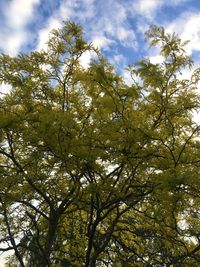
left=0, top=0, right=200, bottom=100
left=0, top=1, right=200, bottom=96
left=1, top=0, right=200, bottom=69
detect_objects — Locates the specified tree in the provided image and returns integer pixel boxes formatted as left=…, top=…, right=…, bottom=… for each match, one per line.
left=0, top=21, right=200, bottom=267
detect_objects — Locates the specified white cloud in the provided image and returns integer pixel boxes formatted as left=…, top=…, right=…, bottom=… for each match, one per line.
left=3, top=32, right=26, bottom=55
left=145, top=10, right=200, bottom=72
left=122, top=67, right=144, bottom=86
left=132, top=0, right=190, bottom=20
left=79, top=51, right=91, bottom=69
left=68, top=0, right=96, bottom=22
left=35, top=0, right=137, bottom=54
left=5, top=0, right=40, bottom=28
left=0, top=0, right=40, bottom=55
left=92, top=36, right=114, bottom=50
left=122, top=69, right=133, bottom=86
left=36, top=0, right=78, bottom=51
left=149, top=55, right=164, bottom=64
left=37, top=18, right=62, bottom=50
left=116, top=27, right=137, bottom=49
left=166, top=12, right=200, bottom=55
left=79, top=50, right=96, bottom=69
left=133, top=0, right=161, bottom=19
left=112, top=54, right=126, bottom=65
left=58, top=0, right=77, bottom=19
left=109, top=54, right=127, bottom=71
left=0, top=82, right=12, bottom=96
left=88, top=1, right=137, bottom=49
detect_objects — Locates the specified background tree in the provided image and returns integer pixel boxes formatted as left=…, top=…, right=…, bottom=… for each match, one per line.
left=0, top=22, right=200, bottom=267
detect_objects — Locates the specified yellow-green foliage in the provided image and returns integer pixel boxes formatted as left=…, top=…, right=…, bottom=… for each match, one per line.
left=0, top=21, right=200, bottom=267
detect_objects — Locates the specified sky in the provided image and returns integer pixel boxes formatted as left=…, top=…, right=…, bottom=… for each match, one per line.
left=0, top=0, right=200, bottom=109
left=1, top=0, right=200, bottom=71
left=0, top=0, right=200, bottom=264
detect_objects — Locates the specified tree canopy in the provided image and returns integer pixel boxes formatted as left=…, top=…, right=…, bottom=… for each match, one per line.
left=0, top=21, right=200, bottom=267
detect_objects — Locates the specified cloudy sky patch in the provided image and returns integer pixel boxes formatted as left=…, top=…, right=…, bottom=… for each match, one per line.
left=0, top=0, right=200, bottom=79
left=0, top=1, right=199, bottom=58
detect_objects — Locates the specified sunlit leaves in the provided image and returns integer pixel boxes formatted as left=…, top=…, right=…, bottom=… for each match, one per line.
left=0, top=22, right=200, bottom=266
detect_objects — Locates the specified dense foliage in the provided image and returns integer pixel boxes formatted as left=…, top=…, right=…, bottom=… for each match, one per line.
left=0, top=21, right=200, bottom=267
